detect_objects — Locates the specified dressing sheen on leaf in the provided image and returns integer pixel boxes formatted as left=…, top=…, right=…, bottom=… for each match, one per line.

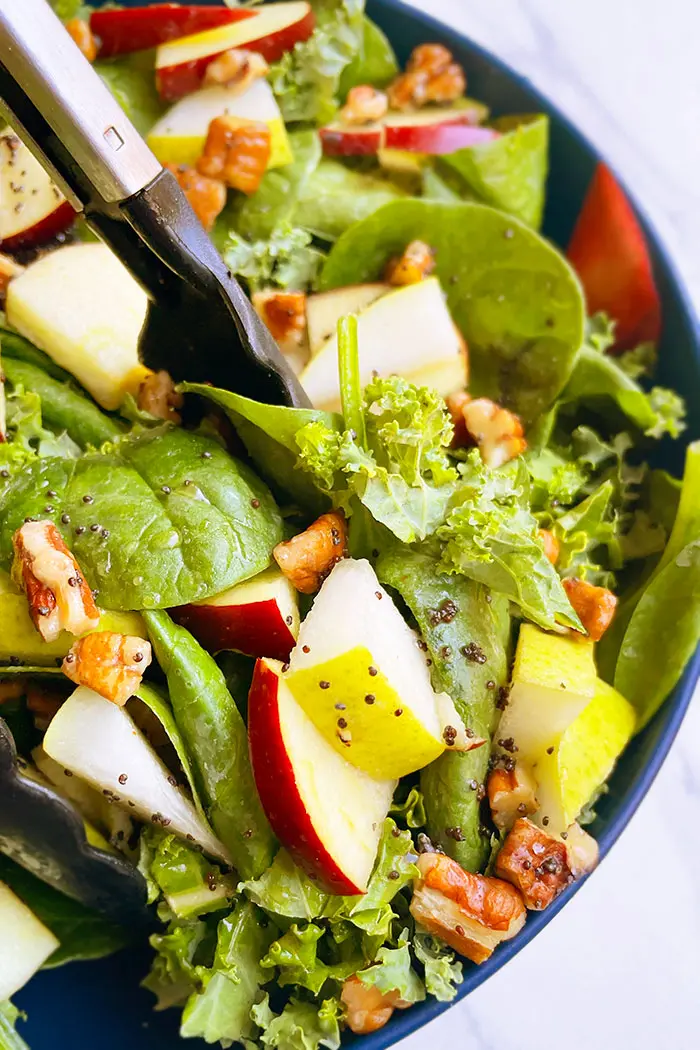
left=0, top=425, right=282, bottom=610
left=320, top=199, right=585, bottom=423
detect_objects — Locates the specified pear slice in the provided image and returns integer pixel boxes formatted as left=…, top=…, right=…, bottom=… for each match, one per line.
left=0, top=882, right=59, bottom=999
left=299, top=277, right=467, bottom=412
left=533, top=678, right=636, bottom=836
left=147, top=79, right=293, bottom=169
left=6, top=243, right=149, bottom=410
left=43, top=687, right=230, bottom=862
left=285, top=559, right=471, bottom=779
left=306, top=284, right=390, bottom=356
left=496, top=623, right=597, bottom=763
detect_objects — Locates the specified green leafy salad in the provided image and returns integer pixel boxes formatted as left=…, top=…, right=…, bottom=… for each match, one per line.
left=0, top=1, right=698, bottom=1048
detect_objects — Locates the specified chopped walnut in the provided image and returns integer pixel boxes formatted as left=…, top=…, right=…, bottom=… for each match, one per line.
left=137, top=370, right=184, bottom=424
left=341, top=975, right=411, bottom=1035
left=273, top=510, right=348, bottom=595
left=0, top=252, right=25, bottom=297
left=539, top=528, right=560, bottom=566
left=65, top=18, right=98, bottom=62
left=562, top=577, right=618, bottom=641
left=385, top=240, right=436, bottom=287
left=445, top=391, right=473, bottom=448
left=495, top=817, right=575, bottom=910
left=388, top=44, right=466, bottom=110
left=341, top=85, right=389, bottom=126
left=252, top=290, right=307, bottom=358
left=488, top=761, right=539, bottom=831
left=62, top=631, right=152, bottom=707
left=165, top=164, right=226, bottom=232
left=462, top=398, right=527, bottom=468
left=563, top=823, right=599, bottom=878
left=12, top=521, right=99, bottom=643
left=197, top=118, right=271, bottom=195
left=410, top=851, right=526, bottom=964
left=26, top=685, right=65, bottom=731
left=203, top=48, right=269, bottom=93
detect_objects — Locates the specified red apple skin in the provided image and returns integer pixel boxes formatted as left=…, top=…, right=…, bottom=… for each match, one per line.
left=385, top=121, right=499, bottom=153
left=248, top=659, right=365, bottom=895
left=0, top=200, right=75, bottom=252
left=156, top=7, right=316, bottom=101
left=90, top=6, right=254, bottom=59
left=319, top=124, right=384, bottom=158
left=171, top=599, right=296, bottom=663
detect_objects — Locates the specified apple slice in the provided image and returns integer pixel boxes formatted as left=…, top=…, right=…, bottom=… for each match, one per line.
left=6, top=242, right=149, bottom=410
left=0, top=132, right=74, bottom=251
left=320, top=109, right=498, bottom=158
left=171, top=566, right=299, bottom=662
left=533, top=678, right=636, bottom=836
left=496, top=624, right=597, bottom=764
left=300, top=277, right=467, bottom=412
left=155, top=2, right=315, bottom=101
left=147, top=79, right=293, bottom=169
left=91, top=5, right=255, bottom=58
left=43, top=686, right=230, bottom=863
left=0, top=882, right=59, bottom=1000
left=319, top=122, right=384, bottom=158
left=248, top=658, right=395, bottom=894
left=285, top=559, right=474, bottom=779
left=306, top=284, right=390, bottom=356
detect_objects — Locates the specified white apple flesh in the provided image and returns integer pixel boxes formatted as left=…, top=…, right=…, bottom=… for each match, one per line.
left=6, top=243, right=149, bottom=410
left=300, top=277, right=467, bottom=412
left=248, top=658, right=395, bottom=894
left=155, top=2, right=315, bottom=100
left=0, top=132, right=74, bottom=251
left=171, top=565, right=299, bottom=662
left=0, top=882, right=59, bottom=999
left=43, top=686, right=230, bottom=863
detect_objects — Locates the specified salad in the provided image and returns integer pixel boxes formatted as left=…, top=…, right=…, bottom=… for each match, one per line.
left=1, top=1, right=699, bottom=1047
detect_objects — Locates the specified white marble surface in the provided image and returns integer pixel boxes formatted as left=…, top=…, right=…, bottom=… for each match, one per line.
left=399, top=2, right=700, bottom=1048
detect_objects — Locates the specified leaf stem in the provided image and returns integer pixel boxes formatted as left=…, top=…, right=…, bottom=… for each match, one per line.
left=338, top=314, right=366, bottom=449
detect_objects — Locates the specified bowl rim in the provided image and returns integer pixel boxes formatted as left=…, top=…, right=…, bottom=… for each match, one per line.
left=354, top=1, right=700, bottom=1045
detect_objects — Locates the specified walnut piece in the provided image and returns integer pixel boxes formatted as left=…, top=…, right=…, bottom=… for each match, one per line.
left=252, top=290, right=307, bottom=359
left=165, top=164, right=226, bottom=232
left=388, top=44, right=466, bottom=110
left=539, top=528, right=560, bottom=566
left=409, top=851, right=526, bottom=964
left=12, top=521, right=99, bottom=643
left=488, top=761, right=539, bottom=831
left=137, top=370, right=184, bottom=424
left=341, top=975, right=411, bottom=1035
left=62, top=631, right=152, bottom=707
left=461, top=397, right=527, bottom=468
left=197, top=118, right=271, bottom=195
left=65, top=18, right=97, bottom=62
left=385, top=240, right=436, bottom=286
left=340, top=85, right=389, bottom=126
left=203, top=48, right=269, bottom=93
left=494, top=817, right=575, bottom=910
left=562, top=577, right=618, bottom=641
left=273, top=510, right=348, bottom=595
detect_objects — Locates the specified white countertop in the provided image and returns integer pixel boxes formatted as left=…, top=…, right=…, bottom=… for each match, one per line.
left=400, top=2, right=700, bottom=1048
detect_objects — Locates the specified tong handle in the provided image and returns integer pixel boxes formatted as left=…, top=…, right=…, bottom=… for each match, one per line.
left=0, top=0, right=161, bottom=210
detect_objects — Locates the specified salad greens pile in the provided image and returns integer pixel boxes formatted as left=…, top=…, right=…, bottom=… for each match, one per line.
left=1, top=2, right=698, bottom=1049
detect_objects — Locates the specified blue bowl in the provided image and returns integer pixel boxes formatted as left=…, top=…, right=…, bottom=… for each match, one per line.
left=16, top=2, right=700, bottom=1047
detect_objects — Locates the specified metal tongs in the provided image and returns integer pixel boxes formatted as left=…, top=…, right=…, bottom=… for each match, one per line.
left=0, top=0, right=309, bottom=923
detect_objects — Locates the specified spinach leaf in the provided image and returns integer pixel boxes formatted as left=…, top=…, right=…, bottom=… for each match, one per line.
left=269, top=0, right=365, bottom=124
left=560, top=346, right=686, bottom=438
left=377, top=548, right=511, bottom=870
left=0, top=1001, right=30, bottom=1050
left=228, top=130, right=322, bottom=243
left=181, top=382, right=342, bottom=512
left=338, top=16, right=399, bottom=95
left=320, top=199, right=585, bottom=423
left=144, top=611, right=276, bottom=880
left=0, top=426, right=282, bottom=610
left=292, top=160, right=410, bottom=242
left=439, top=114, right=549, bottom=228
left=0, top=327, right=73, bottom=383
left=0, top=855, right=130, bottom=966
